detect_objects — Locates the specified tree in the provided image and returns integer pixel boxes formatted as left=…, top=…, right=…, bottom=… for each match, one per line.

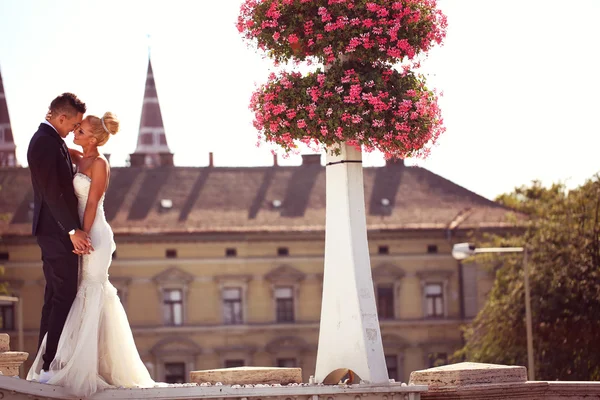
left=455, top=177, right=600, bottom=381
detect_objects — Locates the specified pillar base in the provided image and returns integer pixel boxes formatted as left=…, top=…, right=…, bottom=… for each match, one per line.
left=0, top=334, right=28, bottom=377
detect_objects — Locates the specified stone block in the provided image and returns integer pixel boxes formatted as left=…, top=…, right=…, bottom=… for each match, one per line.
left=409, top=362, right=527, bottom=387
left=0, top=334, right=9, bottom=352
left=0, top=351, right=29, bottom=377
left=190, top=366, right=302, bottom=385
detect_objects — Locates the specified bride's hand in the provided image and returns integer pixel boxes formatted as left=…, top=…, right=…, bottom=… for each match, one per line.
left=45, top=110, right=51, bottom=121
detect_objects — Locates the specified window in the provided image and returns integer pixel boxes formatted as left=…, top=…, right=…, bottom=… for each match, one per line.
left=275, top=287, right=295, bottom=323
left=163, top=289, right=183, bottom=326
left=225, top=359, right=245, bottom=368
left=166, top=249, right=177, bottom=258
left=425, top=283, right=444, bottom=318
left=144, top=154, right=154, bottom=166
left=427, top=244, right=438, bottom=254
left=378, top=245, right=389, bottom=255
left=225, top=248, right=237, bottom=257
left=428, top=352, right=448, bottom=368
left=277, top=247, right=289, bottom=256
left=385, top=355, right=398, bottom=381
left=0, top=303, right=15, bottom=331
left=164, top=362, right=186, bottom=383
left=277, top=358, right=297, bottom=368
left=141, top=133, right=154, bottom=145
left=222, top=287, right=243, bottom=324
left=376, top=285, right=394, bottom=319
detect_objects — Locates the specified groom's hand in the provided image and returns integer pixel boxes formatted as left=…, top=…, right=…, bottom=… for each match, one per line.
left=70, top=230, right=94, bottom=254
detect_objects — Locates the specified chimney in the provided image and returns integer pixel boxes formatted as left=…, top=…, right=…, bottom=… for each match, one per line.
left=159, top=153, right=174, bottom=166
left=273, top=153, right=278, bottom=167
left=385, top=158, right=405, bottom=167
left=104, top=154, right=111, bottom=163
left=301, top=154, right=321, bottom=165
left=208, top=152, right=214, bottom=167
left=129, top=153, right=146, bottom=167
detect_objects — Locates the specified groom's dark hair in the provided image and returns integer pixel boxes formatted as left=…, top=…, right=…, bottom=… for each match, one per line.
left=49, top=92, right=87, bottom=117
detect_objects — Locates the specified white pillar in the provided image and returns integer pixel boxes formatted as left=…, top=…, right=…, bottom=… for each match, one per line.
left=315, top=143, right=389, bottom=384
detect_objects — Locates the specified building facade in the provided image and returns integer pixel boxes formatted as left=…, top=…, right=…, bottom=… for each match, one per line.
left=0, top=161, right=516, bottom=383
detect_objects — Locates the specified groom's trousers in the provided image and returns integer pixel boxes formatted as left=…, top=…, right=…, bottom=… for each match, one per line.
left=36, top=235, right=79, bottom=371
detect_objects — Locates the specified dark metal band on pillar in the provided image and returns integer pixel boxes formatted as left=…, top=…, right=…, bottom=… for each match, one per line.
left=325, top=160, right=362, bottom=167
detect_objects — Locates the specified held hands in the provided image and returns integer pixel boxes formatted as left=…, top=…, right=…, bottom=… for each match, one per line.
left=45, top=110, right=52, bottom=121
left=70, top=230, right=94, bottom=255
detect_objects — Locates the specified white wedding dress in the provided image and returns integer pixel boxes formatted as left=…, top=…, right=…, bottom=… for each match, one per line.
left=28, top=172, right=157, bottom=397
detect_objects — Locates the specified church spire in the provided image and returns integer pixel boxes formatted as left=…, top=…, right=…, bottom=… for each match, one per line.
left=129, top=57, right=173, bottom=167
left=0, top=66, right=17, bottom=167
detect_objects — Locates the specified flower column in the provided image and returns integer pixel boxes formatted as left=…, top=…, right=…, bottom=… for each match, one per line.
left=239, top=0, right=447, bottom=384
left=315, top=141, right=388, bottom=383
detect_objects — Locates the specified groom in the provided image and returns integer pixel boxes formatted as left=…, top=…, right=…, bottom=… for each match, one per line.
left=27, top=93, right=92, bottom=382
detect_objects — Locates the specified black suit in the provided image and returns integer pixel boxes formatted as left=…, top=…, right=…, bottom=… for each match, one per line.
left=27, top=123, right=80, bottom=372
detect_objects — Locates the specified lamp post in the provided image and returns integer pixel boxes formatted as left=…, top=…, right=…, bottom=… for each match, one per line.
left=452, top=243, right=534, bottom=381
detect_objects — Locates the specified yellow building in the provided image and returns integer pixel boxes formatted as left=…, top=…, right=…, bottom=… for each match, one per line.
left=0, top=158, right=517, bottom=383
left=0, top=59, right=518, bottom=384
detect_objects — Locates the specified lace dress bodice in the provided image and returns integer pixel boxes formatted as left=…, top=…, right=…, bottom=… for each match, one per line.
left=73, top=172, right=115, bottom=284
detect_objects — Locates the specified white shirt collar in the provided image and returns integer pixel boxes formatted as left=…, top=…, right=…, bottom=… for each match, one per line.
left=42, top=120, right=59, bottom=133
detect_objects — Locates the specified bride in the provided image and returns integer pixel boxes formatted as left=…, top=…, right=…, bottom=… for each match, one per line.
left=27, top=112, right=157, bottom=397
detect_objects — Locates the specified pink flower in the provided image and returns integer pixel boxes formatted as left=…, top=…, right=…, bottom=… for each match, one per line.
left=362, top=18, right=375, bottom=28
left=317, top=73, right=326, bottom=86
left=366, top=3, right=379, bottom=12
left=287, top=34, right=299, bottom=44
left=351, top=115, right=362, bottom=124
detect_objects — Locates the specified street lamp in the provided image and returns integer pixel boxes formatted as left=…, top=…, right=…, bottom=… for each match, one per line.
left=452, top=243, right=534, bottom=381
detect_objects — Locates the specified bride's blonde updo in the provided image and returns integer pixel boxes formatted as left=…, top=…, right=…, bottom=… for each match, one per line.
left=87, top=112, right=119, bottom=146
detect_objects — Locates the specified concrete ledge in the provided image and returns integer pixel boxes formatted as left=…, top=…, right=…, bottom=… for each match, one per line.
left=416, top=381, right=548, bottom=400
left=410, top=363, right=600, bottom=400
left=190, top=366, right=303, bottom=385
left=546, top=382, right=600, bottom=400
left=0, top=375, right=428, bottom=400
left=409, top=362, right=527, bottom=387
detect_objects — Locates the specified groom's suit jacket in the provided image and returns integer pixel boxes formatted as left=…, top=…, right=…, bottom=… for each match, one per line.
left=27, top=123, right=80, bottom=236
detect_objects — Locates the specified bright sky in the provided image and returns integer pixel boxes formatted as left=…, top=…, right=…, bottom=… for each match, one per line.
left=0, top=0, right=599, bottom=200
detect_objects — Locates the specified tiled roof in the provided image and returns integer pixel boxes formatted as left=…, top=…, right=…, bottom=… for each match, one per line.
left=0, top=161, right=520, bottom=237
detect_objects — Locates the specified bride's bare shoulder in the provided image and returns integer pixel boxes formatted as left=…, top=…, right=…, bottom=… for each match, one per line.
left=89, top=157, right=110, bottom=177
